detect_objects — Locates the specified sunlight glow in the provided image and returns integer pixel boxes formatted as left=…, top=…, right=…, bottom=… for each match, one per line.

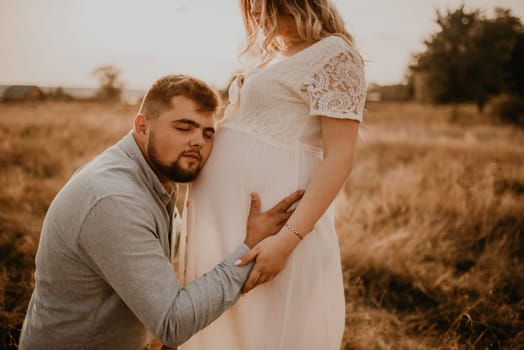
left=1, top=0, right=523, bottom=89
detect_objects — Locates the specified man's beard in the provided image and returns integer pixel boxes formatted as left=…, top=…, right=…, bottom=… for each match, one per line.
left=147, top=133, right=202, bottom=183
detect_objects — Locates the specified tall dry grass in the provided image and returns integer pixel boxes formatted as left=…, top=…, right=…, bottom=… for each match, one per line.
left=0, top=101, right=522, bottom=349
left=339, top=102, right=524, bottom=349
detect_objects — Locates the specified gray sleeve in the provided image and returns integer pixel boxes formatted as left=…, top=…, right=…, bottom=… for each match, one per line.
left=77, top=196, right=252, bottom=346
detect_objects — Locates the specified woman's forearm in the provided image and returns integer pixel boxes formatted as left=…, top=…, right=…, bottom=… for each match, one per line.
left=280, top=117, right=359, bottom=239
left=282, top=153, right=354, bottom=237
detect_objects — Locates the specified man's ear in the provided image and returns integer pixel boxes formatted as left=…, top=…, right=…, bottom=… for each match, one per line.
left=134, top=114, right=149, bottom=136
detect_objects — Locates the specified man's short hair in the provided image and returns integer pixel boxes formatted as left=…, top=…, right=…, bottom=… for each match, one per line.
left=139, top=74, right=219, bottom=118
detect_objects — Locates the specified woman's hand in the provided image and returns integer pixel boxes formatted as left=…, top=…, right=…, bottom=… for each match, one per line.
left=236, top=229, right=301, bottom=293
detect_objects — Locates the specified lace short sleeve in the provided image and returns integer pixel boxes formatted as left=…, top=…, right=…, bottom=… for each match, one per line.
left=302, top=49, right=366, bottom=122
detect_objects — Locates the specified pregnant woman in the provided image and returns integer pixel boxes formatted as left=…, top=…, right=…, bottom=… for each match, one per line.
left=180, top=0, right=366, bottom=348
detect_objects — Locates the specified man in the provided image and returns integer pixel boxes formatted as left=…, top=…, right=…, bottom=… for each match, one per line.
left=19, top=75, right=303, bottom=349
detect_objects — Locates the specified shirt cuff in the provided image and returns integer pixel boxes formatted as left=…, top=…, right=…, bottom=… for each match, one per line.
left=223, top=243, right=254, bottom=281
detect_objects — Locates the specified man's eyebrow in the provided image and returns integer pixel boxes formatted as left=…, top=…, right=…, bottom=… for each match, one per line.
left=172, top=119, right=200, bottom=127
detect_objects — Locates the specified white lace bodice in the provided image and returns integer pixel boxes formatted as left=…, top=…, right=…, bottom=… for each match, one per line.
left=222, top=36, right=366, bottom=150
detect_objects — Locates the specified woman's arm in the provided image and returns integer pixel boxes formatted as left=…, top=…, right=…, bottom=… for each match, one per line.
left=237, top=116, right=360, bottom=292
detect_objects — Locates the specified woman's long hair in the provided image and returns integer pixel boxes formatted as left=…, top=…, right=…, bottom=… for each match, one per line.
left=239, top=0, right=355, bottom=64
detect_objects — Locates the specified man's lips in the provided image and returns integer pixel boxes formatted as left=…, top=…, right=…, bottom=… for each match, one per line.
left=182, top=151, right=201, bottom=161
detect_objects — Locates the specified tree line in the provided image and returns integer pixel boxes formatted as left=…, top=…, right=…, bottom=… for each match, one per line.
left=408, top=6, right=524, bottom=123
left=66, top=6, right=524, bottom=124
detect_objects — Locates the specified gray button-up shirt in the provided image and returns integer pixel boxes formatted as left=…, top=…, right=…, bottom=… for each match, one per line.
left=19, top=131, right=252, bottom=349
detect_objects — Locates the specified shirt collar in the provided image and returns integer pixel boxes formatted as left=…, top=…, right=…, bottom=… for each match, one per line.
left=119, top=130, right=176, bottom=206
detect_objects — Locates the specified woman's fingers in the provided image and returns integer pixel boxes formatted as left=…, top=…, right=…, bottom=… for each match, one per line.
left=242, top=270, right=262, bottom=293
left=242, top=269, right=277, bottom=293
left=235, top=248, right=259, bottom=266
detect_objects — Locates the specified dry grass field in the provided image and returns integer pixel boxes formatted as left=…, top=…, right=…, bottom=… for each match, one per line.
left=0, top=101, right=523, bottom=349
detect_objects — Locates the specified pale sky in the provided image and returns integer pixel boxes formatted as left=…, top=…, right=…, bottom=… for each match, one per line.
left=1, top=0, right=523, bottom=90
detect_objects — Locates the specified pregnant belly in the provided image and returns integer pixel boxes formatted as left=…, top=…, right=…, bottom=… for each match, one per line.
left=193, top=126, right=318, bottom=211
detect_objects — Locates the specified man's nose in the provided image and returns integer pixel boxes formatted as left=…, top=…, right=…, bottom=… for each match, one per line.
left=189, top=133, right=205, bottom=149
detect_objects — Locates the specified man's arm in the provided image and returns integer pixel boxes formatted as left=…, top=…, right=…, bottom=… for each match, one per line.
left=78, top=190, right=303, bottom=347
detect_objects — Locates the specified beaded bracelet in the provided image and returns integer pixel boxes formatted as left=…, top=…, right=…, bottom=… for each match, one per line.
left=284, top=222, right=304, bottom=240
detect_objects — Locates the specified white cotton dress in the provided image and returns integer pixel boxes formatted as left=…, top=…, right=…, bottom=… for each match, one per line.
left=179, top=36, right=366, bottom=350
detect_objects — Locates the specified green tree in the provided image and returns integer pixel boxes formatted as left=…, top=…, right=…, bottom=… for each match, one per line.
left=410, top=6, right=523, bottom=111
left=92, top=65, right=123, bottom=101
left=509, top=33, right=524, bottom=97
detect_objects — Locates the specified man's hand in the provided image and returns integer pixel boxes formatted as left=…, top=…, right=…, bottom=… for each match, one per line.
left=243, top=190, right=304, bottom=249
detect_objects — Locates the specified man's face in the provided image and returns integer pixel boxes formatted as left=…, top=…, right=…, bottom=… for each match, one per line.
left=144, top=95, right=215, bottom=183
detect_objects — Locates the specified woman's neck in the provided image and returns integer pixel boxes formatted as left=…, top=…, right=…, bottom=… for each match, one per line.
left=274, top=16, right=319, bottom=57
left=279, top=38, right=318, bottom=57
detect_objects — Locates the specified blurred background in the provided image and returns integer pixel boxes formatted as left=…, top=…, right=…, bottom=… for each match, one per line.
left=1, top=0, right=523, bottom=349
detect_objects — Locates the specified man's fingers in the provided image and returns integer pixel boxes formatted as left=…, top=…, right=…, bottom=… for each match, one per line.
left=271, top=189, right=304, bottom=214
left=235, top=248, right=259, bottom=267
left=248, top=192, right=261, bottom=217
left=277, top=211, right=294, bottom=224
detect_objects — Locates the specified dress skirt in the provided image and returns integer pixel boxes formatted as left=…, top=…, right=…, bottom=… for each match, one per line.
left=180, top=126, right=345, bottom=350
